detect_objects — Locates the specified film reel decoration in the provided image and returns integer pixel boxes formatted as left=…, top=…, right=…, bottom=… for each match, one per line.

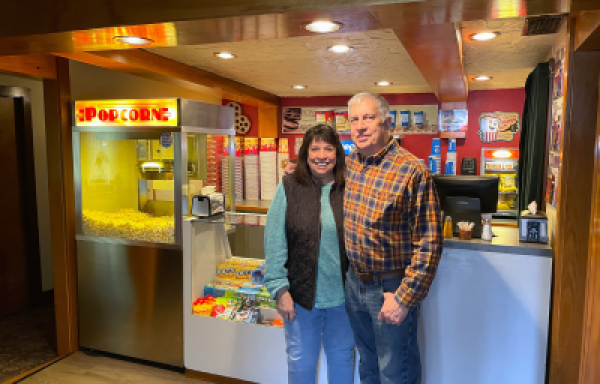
left=227, top=101, right=251, bottom=135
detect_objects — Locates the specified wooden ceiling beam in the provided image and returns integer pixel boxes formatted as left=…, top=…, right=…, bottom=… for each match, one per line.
left=55, top=50, right=279, bottom=107
left=392, top=23, right=468, bottom=108
left=0, top=54, right=57, bottom=79
left=0, top=0, right=577, bottom=57
left=574, top=11, right=600, bottom=51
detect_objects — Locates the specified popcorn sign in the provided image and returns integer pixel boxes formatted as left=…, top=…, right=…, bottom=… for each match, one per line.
left=75, top=99, right=179, bottom=127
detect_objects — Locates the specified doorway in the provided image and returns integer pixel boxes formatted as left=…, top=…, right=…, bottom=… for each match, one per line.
left=0, top=85, right=56, bottom=381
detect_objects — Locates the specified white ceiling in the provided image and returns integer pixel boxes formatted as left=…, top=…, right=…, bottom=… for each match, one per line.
left=147, top=29, right=431, bottom=96
left=460, top=18, right=557, bottom=91
left=147, top=18, right=559, bottom=96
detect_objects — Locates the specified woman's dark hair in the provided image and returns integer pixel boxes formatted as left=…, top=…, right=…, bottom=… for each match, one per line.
left=294, top=124, right=345, bottom=186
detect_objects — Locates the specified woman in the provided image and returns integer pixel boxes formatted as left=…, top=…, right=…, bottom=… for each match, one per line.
left=264, top=124, right=354, bottom=384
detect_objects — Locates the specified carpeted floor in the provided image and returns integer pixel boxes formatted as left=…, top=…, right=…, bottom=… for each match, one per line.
left=0, top=303, right=57, bottom=382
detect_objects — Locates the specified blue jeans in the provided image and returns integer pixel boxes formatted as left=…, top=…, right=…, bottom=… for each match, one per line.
left=345, top=268, right=421, bottom=384
left=284, top=303, right=355, bottom=384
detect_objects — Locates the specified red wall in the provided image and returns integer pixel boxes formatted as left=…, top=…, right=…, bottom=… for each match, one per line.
left=281, top=89, right=525, bottom=174
left=223, top=99, right=259, bottom=137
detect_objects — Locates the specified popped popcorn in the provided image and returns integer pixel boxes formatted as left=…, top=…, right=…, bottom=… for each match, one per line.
left=83, top=209, right=175, bottom=243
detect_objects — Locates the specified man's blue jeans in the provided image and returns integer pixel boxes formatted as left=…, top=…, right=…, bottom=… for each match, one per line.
left=283, top=303, right=355, bottom=384
left=345, top=267, right=421, bottom=384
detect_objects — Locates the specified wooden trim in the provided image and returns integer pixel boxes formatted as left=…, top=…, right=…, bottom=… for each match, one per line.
left=185, top=369, right=258, bottom=384
left=578, top=70, right=600, bottom=384
left=235, top=205, right=269, bottom=213
left=392, top=22, right=468, bottom=105
left=574, top=10, right=600, bottom=51
left=1, top=356, right=65, bottom=384
left=43, top=57, right=78, bottom=356
left=56, top=50, right=279, bottom=107
left=440, top=132, right=466, bottom=139
left=0, top=54, right=57, bottom=79
left=548, top=20, right=600, bottom=384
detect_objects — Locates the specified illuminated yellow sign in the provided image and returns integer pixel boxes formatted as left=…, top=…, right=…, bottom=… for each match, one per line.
left=75, top=99, right=179, bottom=127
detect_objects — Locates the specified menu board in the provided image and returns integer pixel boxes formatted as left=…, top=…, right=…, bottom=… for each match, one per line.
left=282, top=104, right=438, bottom=135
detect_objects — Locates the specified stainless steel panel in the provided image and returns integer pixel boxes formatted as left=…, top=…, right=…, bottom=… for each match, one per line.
left=179, top=99, right=234, bottom=132
left=77, top=239, right=183, bottom=367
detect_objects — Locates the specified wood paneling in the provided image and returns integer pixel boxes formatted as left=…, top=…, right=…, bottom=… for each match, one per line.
left=43, top=57, right=78, bottom=356
left=0, top=1, right=578, bottom=57
left=0, top=54, right=56, bottom=79
left=579, top=73, right=600, bottom=384
left=0, top=86, right=41, bottom=314
left=393, top=22, right=468, bottom=105
left=548, top=17, right=600, bottom=382
left=0, top=97, right=27, bottom=314
left=56, top=50, right=279, bottom=107
left=258, top=106, right=280, bottom=138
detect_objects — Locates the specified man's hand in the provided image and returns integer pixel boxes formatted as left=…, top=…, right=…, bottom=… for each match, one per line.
left=276, top=288, right=296, bottom=321
left=378, top=292, right=409, bottom=326
left=284, top=160, right=297, bottom=175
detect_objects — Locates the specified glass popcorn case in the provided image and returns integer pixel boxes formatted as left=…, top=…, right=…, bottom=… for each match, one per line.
left=72, top=99, right=234, bottom=367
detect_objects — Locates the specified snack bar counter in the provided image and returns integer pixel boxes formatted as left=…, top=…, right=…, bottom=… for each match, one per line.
left=73, top=98, right=234, bottom=367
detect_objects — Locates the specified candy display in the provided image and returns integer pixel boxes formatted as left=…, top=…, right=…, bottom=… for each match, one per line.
left=193, top=257, right=277, bottom=326
left=83, top=209, right=175, bottom=243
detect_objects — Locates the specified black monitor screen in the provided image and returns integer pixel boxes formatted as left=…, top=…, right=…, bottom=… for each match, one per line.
left=433, top=175, right=499, bottom=214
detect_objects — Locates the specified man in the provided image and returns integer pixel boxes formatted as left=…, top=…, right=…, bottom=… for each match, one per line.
left=285, top=93, right=443, bottom=383
left=343, top=93, right=442, bottom=384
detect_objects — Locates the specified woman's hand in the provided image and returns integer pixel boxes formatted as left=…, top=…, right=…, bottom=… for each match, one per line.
left=276, top=288, right=296, bottom=321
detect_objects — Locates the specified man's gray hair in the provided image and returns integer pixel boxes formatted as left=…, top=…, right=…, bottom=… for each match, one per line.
left=347, top=93, right=391, bottom=122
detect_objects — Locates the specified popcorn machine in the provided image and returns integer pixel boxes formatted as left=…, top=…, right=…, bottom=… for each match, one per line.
left=72, top=99, right=234, bottom=367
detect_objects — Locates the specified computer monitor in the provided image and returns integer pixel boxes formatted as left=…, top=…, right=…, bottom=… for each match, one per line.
left=433, top=175, right=499, bottom=238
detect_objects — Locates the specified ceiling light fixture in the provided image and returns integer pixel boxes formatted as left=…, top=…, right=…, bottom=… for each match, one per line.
left=292, top=85, right=307, bottom=90
left=472, top=75, right=492, bottom=81
left=113, top=36, right=154, bottom=46
left=469, top=32, right=500, bottom=41
left=328, top=44, right=353, bottom=53
left=214, top=52, right=237, bottom=59
left=376, top=81, right=392, bottom=86
left=304, top=20, right=342, bottom=33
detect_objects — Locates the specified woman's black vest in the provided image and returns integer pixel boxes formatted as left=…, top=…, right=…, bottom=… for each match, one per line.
left=282, top=174, right=348, bottom=310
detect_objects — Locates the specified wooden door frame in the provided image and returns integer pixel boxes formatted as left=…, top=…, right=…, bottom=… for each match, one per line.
left=578, top=72, right=600, bottom=384
left=0, top=85, right=42, bottom=307
left=43, top=57, right=78, bottom=355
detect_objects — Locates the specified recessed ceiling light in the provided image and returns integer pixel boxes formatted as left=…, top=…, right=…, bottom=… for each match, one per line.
left=469, top=32, right=500, bottom=41
left=304, top=21, right=342, bottom=33
left=214, top=52, right=236, bottom=59
left=113, top=36, right=153, bottom=46
left=472, top=75, right=492, bottom=81
left=292, top=85, right=307, bottom=90
left=328, top=44, right=353, bottom=53
left=376, top=81, right=392, bottom=86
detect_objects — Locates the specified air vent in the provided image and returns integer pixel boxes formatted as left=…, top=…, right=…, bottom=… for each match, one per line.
left=522, top=15, right=566, bottom=36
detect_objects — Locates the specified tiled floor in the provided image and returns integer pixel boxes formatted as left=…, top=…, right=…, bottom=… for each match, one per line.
left=19, top=352, right=210, bottom=384
left=0, top=304, right=57, bottom=382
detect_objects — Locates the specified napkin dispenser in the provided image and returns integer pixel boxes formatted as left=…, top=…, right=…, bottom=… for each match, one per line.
left=192, top=187, right=224, bottom=217
left=518, top=212, right=548, bottom=243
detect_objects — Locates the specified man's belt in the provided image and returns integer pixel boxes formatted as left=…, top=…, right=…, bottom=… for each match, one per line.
left=351, top=263, right=405, bottom=282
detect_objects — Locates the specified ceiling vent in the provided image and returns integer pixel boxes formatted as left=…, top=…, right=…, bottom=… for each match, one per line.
left=522, top=15, right=567, bottom=36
